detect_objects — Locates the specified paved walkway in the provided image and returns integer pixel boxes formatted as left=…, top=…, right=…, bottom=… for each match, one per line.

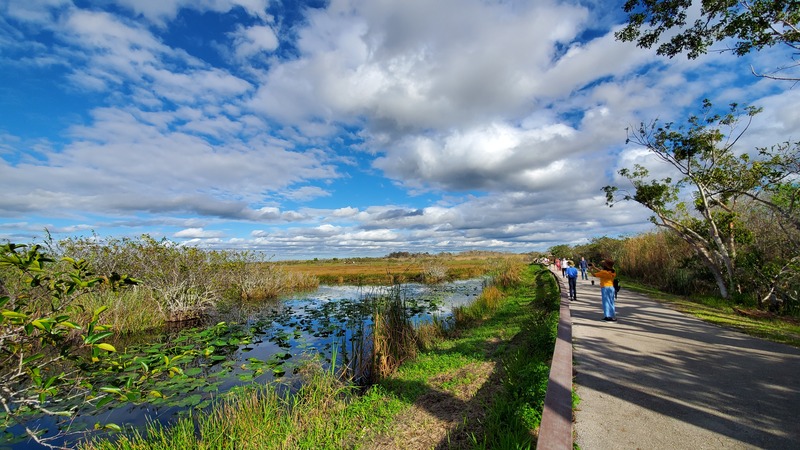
left=560, top=270, right=800, bottom=449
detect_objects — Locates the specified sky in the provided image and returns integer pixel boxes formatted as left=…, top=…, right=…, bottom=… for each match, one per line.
left=1, top=0, right=798, bottom=260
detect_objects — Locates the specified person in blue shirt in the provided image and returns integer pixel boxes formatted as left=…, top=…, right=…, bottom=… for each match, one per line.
left=579, top=257, right=588, bottom=280
left=565, top=260, right=579, bottom=300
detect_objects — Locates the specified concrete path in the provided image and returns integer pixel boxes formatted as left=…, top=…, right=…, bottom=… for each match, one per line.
left=562, top=271, right=800, bottom=449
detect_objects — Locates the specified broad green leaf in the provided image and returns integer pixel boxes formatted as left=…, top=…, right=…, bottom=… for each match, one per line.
left=22, top=353, right=45, bottom=365
left=2, top=310, right=27, bottom=319
left=31, top=319, right=54, bottom=331
left=149, top=390, right=164, bottom=398
left=58, top=321, right=81, bottom=330
left=97, top=423, right=122, bottom=432
left=92, top=305, right=108, bottom=321
left=85, top=331, right=114, bottom=344
left=96, top=396, right=115, bottom=408
left=99, top=387, right=123, bottom=395
left=95, top=343, right=116, bottom=352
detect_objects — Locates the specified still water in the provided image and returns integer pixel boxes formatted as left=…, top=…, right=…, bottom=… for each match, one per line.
left=10, top=278, right=487, bottom=448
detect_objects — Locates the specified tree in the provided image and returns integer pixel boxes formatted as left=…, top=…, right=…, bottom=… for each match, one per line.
left=604, top=100, right=763, bottom=299
left=616, top=0, right=800, bottom=80
left=547, top=244, right=572, bottom=259
left=729, top=143, right=800, bottom=310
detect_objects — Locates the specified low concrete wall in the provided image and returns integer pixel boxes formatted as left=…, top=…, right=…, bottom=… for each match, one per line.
left=536, top=269, right=573, bottom=450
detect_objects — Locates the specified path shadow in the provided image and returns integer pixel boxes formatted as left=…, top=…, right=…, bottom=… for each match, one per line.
left=570, top=274, right=800, bottom=449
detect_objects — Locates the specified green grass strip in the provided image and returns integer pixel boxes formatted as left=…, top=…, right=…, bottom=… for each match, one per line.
left=622, top=280, right=800, bottom=348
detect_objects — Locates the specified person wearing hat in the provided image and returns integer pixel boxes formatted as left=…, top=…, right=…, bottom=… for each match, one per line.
left=565, top=260, right=579, bottom=300
left=590, top=260, right=617, bottom=321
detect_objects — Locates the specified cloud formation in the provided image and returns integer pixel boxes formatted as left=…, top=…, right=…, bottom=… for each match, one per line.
left=0, top=0, right=797, bottom=258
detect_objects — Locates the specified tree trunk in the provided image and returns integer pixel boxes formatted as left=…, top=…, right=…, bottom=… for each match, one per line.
left=691, top=244, right=731, bottom=299
left=703, top=258, right=730, bottom=299
left=657, top=218, right=733, bottom=299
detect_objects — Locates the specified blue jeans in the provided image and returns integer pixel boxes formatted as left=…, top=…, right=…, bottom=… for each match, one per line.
left=568, top=277, right=577, bottom=299
left=602, top=286, right=616, bottom=318
left=580, top=268, right=587, bottom=280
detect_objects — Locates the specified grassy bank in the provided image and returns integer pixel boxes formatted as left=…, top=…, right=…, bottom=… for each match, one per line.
left=81, top=264, right=559, bottom=449
left=620, top=279, right=800, bottom=348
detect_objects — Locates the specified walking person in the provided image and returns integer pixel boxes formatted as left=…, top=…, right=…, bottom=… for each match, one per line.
left=590, top=260, right=617, bottom=321
left=579, top=257, right=588, bottom=280
left=565, top=260, right=579, bottom=300
left=561, top=258, right=568, bottom=277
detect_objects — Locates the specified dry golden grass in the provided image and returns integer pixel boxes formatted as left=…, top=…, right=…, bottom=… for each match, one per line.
left=372, top=301, right=417, bottom=381
left=478, top=286, right=503, bottom=309
left=279, top=253, right=522, bottom=285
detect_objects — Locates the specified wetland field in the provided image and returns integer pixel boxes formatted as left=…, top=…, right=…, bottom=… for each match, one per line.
left=2, top=240, right=550, bottom=449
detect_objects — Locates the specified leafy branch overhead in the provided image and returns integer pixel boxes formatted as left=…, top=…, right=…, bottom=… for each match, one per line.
left=616, top=0, right=800, bottom=80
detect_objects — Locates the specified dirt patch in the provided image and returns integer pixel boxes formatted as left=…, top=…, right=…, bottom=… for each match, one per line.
left=362, top=361, right=502, bottom=450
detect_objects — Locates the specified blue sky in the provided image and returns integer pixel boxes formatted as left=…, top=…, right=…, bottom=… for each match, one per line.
left=1, top=0, right=797, bottom=259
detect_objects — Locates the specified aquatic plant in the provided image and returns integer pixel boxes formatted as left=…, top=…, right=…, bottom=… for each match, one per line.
left=370, top=287, right=418, bottom=381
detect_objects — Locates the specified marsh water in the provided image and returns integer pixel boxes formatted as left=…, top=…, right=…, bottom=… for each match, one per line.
left=13, top=278, right=487, bottom=448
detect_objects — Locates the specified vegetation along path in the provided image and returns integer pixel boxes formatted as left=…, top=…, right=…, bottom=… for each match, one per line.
left=569, top=275, right=800, bottom=449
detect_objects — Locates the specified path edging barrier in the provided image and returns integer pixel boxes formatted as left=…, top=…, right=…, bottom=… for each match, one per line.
left=536, top=269, right=573, bottom=450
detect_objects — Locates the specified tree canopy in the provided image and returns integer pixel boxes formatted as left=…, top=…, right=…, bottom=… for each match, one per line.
left=606, top=99, right=800, bottom=302
left=616, top=0, right=800, bottom=80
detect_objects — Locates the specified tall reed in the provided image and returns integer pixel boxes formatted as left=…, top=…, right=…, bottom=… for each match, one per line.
left=488, top=257, right=523, bottom=288
left=415, top=315, right=447, bottom=351
left=369, top=289, right=417, bottom=382
left=452, top=285, right=504, bottom=326
left=616, top=231, right=705, bottom=295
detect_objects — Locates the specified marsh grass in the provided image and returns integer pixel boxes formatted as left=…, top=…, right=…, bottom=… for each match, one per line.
left=448, top=257, right=523, bottom=328
left=79, top=289, right=166, bottom=332
left=378, top=265, right=559, bottom=448
left=489, top=258, right=523, bottom=288
left=281, top=253, right=507, bottom=285
left=23, top=235, right=324, bottom=332
left=228, top=261, right=319, bottom=301
left=80, top=359, right=389, bottom=450
left=451, top=284, right=505, bottom=327
left=371, top=291, right=418, bottom=381
left=79, top=264, right=558, bottom=450
left=415, top=315, right=447, bottom=351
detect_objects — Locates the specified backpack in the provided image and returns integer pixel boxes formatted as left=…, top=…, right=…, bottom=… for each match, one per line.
left=613, top=278, right=621, bottom=293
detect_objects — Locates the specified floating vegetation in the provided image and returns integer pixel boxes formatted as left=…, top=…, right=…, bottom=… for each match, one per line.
left=5, top=279, right=486, bottom=448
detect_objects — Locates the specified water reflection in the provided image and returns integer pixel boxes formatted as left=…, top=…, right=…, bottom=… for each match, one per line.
left=10, top=278, right=486, bottom=449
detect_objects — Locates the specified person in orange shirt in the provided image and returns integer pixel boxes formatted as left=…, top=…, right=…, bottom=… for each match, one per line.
left=590, top=260, right=617, bottom=321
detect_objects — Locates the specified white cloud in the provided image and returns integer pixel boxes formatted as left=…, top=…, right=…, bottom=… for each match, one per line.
left=230, top=25, right=279, bottom=60
left=2, top=0, right=797, bottom=258
left=283, top=186, right=331, bottom=202
left=112, top=0, right=271, bottom=25
left=174, top=227, right=224, bottom=238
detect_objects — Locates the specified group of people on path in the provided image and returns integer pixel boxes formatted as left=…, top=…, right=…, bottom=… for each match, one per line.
left=553, top=257, right=618, bottom=322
